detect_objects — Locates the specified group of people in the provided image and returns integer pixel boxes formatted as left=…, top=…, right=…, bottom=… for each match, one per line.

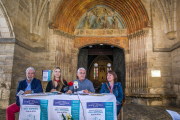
left=6, top=67, right=123, bottom=120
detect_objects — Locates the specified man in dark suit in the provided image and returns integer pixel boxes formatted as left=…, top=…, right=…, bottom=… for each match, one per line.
left=6, top=67, right=43, bottom=120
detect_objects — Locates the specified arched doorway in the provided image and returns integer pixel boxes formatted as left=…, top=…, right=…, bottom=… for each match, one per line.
left=78, top=44, right=125, bottom=94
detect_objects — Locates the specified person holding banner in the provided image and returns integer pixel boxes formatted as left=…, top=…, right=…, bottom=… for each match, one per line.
left=45, top=67, right=67, bottom=93
left=6, top=67, right=43, bottom=120
left=101, top=70, right=123, bottom=115
left=67, top=67, right=95, bottom=94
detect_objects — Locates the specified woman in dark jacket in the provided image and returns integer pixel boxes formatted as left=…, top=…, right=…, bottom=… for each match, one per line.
left=101, top=70, right=123, bottom=115
left=46, top=67, right=67, bottom=93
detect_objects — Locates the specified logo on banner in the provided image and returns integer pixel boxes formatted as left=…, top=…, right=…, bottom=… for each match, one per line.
left=27, top=114, right=36, bottom=120
left=93, top=117, right=101, bottom=120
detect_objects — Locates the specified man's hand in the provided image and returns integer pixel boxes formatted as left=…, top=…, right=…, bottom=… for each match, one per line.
left=24, top=90, right=31, bottom=94
left=50, top=89, right=56, bottom=92
left=83, top=89, right=89, bottom=93
left=67, top=90, right=72, bottom=94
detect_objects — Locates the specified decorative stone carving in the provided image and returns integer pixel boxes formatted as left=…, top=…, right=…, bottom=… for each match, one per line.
left=74, top=37, right=129, bottom=49
left=30, top=0, right=49, bottom=42
left=30, top=33, right=40, bottom=42
left=166, top=31, right=177, bottom=40
left=127, top=28, right=149, bottom=39
left=53, top=29, right=75, bottom=39
left=156, top=0, right=177, bottom=40
left=74, top=29, right=127, bottom=37
left=147, top=21, right=152, bottom=28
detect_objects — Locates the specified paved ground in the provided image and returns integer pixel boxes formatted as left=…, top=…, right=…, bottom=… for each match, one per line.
left=123, top=104, right=180, bottom=120
left=1, top=103, right=180, bottom=120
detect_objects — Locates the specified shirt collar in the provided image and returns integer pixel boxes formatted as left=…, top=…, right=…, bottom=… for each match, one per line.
left=77, top=78, right=86, bottom=82
left=26, top=79, right=33, bottom=84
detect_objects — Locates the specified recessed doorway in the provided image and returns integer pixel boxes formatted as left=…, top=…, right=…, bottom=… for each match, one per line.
left=78, top=44, right=125, bottom=93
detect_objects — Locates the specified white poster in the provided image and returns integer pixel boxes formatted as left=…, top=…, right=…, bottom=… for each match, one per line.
left=86, top=102, right=105, bottom=120
left=42, top=70, right=51, bottom=81
left=19, top=99, right=48, bottom=120
left=52, top=100, right=72, bottom=120
left=86, top=102, right=114, bottom=120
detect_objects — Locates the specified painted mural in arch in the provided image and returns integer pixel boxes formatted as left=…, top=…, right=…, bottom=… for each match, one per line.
left=76, top=5, right=127, bottom=29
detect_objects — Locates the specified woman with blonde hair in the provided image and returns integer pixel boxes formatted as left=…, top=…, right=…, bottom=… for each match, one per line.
left=46, top=67, right=67, bottom=93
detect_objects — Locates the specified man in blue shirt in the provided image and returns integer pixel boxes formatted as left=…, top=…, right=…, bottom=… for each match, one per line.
left=67, top=67, right=95, bottom=94
left=6, top=67, right=43, bottom=120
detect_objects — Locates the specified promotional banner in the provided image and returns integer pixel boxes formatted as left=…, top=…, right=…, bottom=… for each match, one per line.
left=52, top=100, right=80, bottom=120
left=19, top=94, right=116, bottom=120
left=86, top=102, right=114, bottom=120
left=42, top=70, right=51, bottom=81
left=20, top=99, right=48, bottom=120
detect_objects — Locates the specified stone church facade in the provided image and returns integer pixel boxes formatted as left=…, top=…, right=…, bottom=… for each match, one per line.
left=0, top=0, right=180, bottom=109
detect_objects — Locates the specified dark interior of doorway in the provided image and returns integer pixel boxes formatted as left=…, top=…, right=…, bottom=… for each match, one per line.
left=78, top=44, right=125, bottom=94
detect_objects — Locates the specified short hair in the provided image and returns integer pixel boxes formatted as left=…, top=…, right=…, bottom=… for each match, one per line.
left=107, top=70, right=118, bottom=83
left=77, top=67, right=86, bottom=73
left=26, top=67, right=35, bottom=73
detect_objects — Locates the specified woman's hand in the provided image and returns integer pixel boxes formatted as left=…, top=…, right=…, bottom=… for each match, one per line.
left=50, top=89, right=56, bottom=92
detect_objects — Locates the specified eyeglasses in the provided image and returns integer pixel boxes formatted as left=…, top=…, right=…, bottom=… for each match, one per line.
left=78, top=72, right=86, bottom=75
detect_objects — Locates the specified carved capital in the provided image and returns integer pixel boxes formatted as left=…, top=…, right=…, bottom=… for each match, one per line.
left=142, top=28, right=149, bottom=35
left=147, top=21, right=152, bottom=28
left=127, top=34, right=133, bottom=39
left=53, top=29, right=76, bottom=39
left=49, top=22, right=57, bottom=29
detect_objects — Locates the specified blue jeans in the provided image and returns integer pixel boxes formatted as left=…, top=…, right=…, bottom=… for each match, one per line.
left=117, top=104, right=122, bottom=115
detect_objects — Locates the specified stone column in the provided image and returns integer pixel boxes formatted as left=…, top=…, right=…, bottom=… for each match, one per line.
left=72, top=48, right=79, bottom=80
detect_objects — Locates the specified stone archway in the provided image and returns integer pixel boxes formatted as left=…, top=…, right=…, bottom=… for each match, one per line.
left=0, top=1, right=14, bottom=38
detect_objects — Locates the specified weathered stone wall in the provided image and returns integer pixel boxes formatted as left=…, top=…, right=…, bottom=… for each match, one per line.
left=1, top=0, right=49, bottom=48
left=0, top=1, right=15, bottom=108
left=32, top=29, right=78, bottom=91
left=9, top=44, right=33, bottom=104
left=146, top=28, right=175, bottom=106
left=149, top=0, right=180, bottom=106
left=0, top=43, right=14, bottom=108
left=0, top=6, right=11, bottom=38
left=151, top=0, right=178, bottom=50
left=171, top=47, right=180, bottom=106
left=171, top=0, right=180, bottom=106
